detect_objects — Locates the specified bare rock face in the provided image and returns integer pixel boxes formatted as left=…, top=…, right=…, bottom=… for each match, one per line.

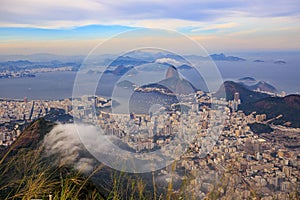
left=129, top=65, right=197, bottom=113
left=163, top=65, right=196, bottom=94
left=165, top=66, right=179, bottom=79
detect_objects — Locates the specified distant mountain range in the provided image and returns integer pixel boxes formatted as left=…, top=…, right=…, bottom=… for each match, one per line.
left=0, top=59, right=80, bottom=72
left=0, top=53, right=85, bottom=62
left=209, top=53, right=246, bottom=61
left=108, top=56, right=148, bottom=67
left=0, top=51, right=289, bottom=71
left=103, top=52, right=247, bottom=72
left=1, top=52, right=288, bottom=77
left=103, top=65, right=134, bottom=76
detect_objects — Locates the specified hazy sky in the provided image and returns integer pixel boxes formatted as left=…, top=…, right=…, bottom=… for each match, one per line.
left=0, top=0, right=299, bottom=54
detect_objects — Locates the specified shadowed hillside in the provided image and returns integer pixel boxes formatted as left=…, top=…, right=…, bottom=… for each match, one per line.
left=241, top=94, right=300, bottom=128
left=215, top=81, right=269, bottom=102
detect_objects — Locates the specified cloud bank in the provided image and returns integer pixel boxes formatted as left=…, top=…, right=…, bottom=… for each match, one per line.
left=0, top=0, right=299, bottom=28
left=43, top=123, right=99, bottom=174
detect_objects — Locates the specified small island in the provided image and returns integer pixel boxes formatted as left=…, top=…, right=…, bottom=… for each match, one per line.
left=274, top=60, right=286, bottom=64
left=254, top=59, right=264, bottom=62
left=210, top=53, right=246, bottom=61
left=238, top=77, right=256, bottom=82
left=116, top=80, right=136, bottom=89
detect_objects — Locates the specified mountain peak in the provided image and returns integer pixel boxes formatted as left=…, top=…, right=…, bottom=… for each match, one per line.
left=215, top=81, right=269, bottom=102
left=165, top=65, right=179, bottom=79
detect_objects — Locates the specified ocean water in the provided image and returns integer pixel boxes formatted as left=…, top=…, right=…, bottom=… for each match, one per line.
left=0, top=71, right=77, bottom=100
left=216, top=60, right=300, bottom=94
left=0, top=57, right=299, bottom=101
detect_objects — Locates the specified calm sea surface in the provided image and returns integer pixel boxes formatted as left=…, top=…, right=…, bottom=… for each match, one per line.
left=0, top=58, right=299, bottom=100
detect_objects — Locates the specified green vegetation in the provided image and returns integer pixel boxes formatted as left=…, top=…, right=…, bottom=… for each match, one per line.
left=2, top=118, right=298, bottom=199
left=241, top=95, right=300, bottom=128
left=215, top=81, right=269, bottom=102
left=248, top=122, right=273, bottom=134
left=0, top=118, right=193, bottom=200
left=0, top=144, right=193, bottom=200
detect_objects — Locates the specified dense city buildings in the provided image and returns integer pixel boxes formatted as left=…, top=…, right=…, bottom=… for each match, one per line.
left=0, top=90, right=299, bottom=199
left=0, top=98, right=72, bottom=146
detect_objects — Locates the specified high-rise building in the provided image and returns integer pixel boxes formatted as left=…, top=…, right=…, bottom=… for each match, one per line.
left=94, top=96, right=98, bottom=108
left=130, top=112, right=135, bottom=120
left=234, top=92, right=240, bottom=101
left=230, top=92, right=241, bottom=112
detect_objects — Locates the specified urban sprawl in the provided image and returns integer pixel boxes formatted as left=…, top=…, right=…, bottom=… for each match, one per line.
left=0, top=89, right=299, bottom=199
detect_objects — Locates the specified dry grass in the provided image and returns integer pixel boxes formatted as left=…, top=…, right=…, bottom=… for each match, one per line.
left=0, top=143, right=181, bottom=200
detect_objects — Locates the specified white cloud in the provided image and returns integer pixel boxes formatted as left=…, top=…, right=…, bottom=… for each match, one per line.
left=155, top=58, right=181, bottom=66
left=43, top=123, right=100, bottom=174
left=0, top=0, right=299, bottom=29
left=0, top=0, right=299, bottom=52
